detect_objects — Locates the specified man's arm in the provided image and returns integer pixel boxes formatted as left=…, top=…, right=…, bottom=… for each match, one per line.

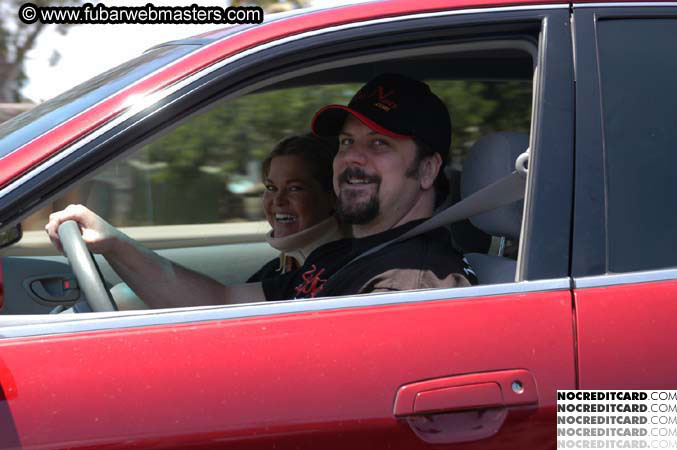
left=45, top=205, right=265, bottom=309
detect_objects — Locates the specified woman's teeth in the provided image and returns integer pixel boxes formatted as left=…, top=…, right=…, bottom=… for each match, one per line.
left=275, top=213, right=296, bottom=223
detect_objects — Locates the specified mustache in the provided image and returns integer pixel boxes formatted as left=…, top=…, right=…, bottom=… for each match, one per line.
left=338, top=167, right=381, bottom=185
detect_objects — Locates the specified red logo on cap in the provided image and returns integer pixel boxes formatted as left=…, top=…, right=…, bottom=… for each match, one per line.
left=356, top=85, right=398, bottom=111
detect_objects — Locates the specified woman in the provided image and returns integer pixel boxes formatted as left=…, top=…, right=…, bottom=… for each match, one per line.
left=45, top=132, right=347, bottom=310
left=247, top=133, right=349, bottom=282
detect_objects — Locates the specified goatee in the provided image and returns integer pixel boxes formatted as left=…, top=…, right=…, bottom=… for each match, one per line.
left=336, top=192, right=379, bottom=224
left=336, top=166, right=381, bottom=225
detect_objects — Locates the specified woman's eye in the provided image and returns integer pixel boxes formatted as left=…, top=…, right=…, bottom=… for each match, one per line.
left=288, top=185, right=304, bottom=192
left=264, top=185, right=276, bottom=192
left=339, top=137, right=353, bottom=147
left=373, top=139, right=390, bottom=148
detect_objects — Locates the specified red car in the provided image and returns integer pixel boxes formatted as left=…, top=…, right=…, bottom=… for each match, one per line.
left=0, top=0, right=675, bottom=448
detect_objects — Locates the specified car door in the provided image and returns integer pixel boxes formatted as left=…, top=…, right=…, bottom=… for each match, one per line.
left=0, top=4, right=575, bottom=449
left=571, top=4, right=677, bottom=390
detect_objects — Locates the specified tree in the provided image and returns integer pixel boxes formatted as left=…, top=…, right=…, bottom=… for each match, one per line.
left=231, top=0, right=311, bottom=13
left=0, top=0, right=81, bottom=102
left=142, top=81, right=532, bottom=181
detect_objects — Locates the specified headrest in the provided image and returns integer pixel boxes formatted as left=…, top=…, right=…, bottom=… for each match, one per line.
left=460, top=132, right=529, bottom=240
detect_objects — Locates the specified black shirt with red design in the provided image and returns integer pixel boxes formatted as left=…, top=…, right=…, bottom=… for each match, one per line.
left=261, top=219, right=477, bottom=301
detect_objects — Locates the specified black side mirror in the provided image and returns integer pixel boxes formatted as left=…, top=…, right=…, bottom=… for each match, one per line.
left=0, top=223, right=22, bottom=249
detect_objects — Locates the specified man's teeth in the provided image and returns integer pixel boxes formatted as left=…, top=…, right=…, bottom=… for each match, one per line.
left=275, top=214, right=296, bottom=223
left=347, top=177, right=371, bottom=184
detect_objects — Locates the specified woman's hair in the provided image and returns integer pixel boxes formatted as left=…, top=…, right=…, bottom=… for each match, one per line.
left=262, top=133, right=338, bottom=192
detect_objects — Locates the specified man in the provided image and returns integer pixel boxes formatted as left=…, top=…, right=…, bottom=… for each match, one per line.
left=263, top=73, right=476, bottom=299
left=45, top=74, right=475, bottom=308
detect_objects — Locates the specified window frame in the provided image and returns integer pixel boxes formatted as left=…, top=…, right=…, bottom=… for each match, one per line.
left=0, top=5, right=575, bottom=333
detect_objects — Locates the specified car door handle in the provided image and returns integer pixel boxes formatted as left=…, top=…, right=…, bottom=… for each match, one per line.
left=394, top=369, right=538, bottom=444
left=23, top=274, right=80, bottom=303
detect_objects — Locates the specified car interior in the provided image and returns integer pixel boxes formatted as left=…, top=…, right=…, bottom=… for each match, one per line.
left=0, top=32, right=538, bottom=318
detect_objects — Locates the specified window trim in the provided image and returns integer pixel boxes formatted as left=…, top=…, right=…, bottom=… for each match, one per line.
left=575, top=267, right=677, bottom=289
left=574, top=2, right=677, bottom=8
left=0, top=277, right=571, bottom=339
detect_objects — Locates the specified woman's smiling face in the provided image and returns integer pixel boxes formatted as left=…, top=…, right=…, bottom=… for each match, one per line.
left=263, top=154, right=335, bottom=238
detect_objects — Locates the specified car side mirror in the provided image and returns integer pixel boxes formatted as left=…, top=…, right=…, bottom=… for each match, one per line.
left=0, top=223, right=22, bottom=249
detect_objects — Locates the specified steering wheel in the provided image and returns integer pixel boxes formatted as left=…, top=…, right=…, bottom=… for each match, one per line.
left=57, top=220, right=117, bottom=312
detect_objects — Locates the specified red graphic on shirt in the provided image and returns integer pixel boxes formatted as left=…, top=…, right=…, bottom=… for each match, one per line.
left=294, top=264, right=327, bottom=298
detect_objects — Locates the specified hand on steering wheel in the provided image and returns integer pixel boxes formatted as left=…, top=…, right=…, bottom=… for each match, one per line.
left=57, top=220, right=117, bottom=312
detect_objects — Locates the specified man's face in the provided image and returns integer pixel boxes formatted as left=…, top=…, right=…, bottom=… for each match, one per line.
left=333, top=115, right=423, bottom=234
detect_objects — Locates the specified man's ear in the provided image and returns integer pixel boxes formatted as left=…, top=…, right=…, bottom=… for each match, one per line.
left=419, top=152, right=442, bottom=190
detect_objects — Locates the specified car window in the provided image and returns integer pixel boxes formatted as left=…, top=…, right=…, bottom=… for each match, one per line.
left=21, top=80, right=532, bottom=233
left=597, top=19, right=677, bottom=273
left=8, top=37, right=539, bottom=317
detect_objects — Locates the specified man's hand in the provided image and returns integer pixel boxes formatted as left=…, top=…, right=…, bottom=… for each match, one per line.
left=44, top=204, right=265, bottom=308
left=45, top=204, right=122, bottom=255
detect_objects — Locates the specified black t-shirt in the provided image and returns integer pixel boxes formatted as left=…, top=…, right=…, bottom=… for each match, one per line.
left=262, top=219, right=477, bottom=301
left=247, top=255, right=302, bottom=283
left=247, top=258, right=281, bottom=283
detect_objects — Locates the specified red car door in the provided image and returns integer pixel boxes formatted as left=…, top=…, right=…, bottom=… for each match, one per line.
left=0, top=284, right=575, bottom=449
left=572, top=6, right=677, bottom=390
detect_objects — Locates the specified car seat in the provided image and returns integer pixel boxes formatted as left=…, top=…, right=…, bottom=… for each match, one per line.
left=444, top=168, right=492, bottom=254
left=460, top=132, right=529, bottom=284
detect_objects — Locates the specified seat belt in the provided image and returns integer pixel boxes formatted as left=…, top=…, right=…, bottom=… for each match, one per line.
left=334, top=166, right=528, bottom=273
left=399, top=169, right=526, bottom=243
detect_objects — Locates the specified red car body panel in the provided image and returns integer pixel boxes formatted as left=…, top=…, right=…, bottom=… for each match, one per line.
left=574, top=280, right=677, bottom=389
left=0, top=290, right=574, bottom=449
left=0, top=259, right=4, bottom=310
left=2, top=0, right=675, bottom=448
left=0, top=0, right=568, bottom=188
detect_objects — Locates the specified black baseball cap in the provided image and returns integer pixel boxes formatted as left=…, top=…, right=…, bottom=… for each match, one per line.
left=311, top=73, right=451, bottom=157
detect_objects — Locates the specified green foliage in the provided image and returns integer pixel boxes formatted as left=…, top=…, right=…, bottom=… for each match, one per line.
left=429, top=80, right=532, bottom=167
left=142, top=84, right=358, bottom=178
left=126, top=80, right=532, bottom=225
left=142, top=80, right=530, bottom=176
